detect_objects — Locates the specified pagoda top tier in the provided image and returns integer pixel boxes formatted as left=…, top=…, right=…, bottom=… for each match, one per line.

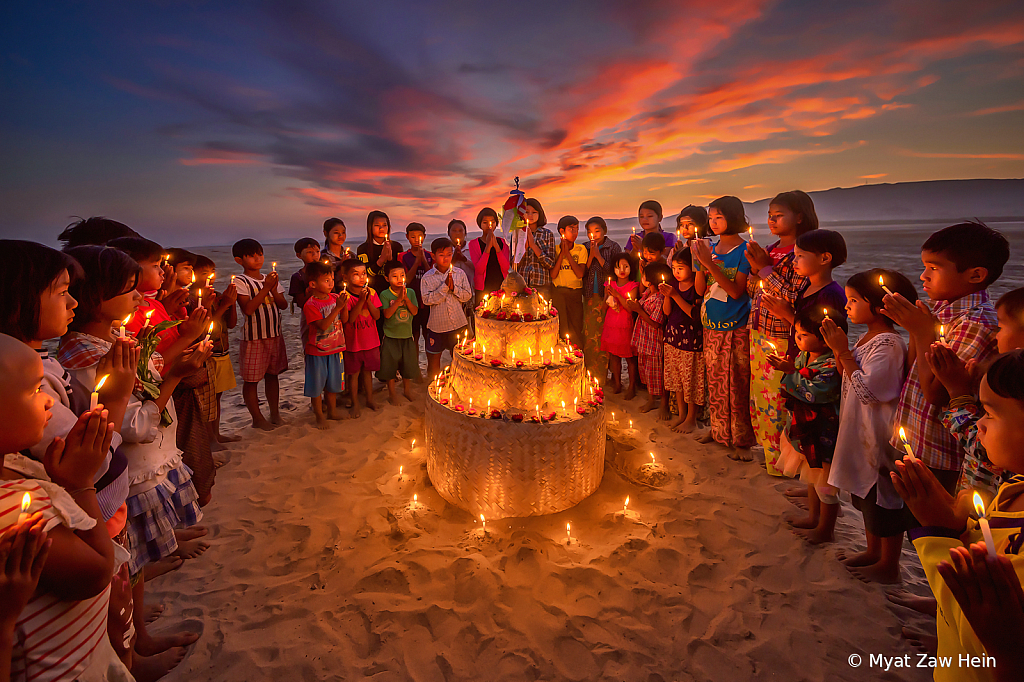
left=477, top=271, right=555, bottom=321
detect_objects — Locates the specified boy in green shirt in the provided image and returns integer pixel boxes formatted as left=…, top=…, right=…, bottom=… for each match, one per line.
left=377, top=261, right=420, bottom=404
left=550, top=215, right=587, bottom=347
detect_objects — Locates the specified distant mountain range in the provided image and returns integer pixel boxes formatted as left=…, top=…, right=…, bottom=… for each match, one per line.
left=602, top=178, right=1024, bottom=230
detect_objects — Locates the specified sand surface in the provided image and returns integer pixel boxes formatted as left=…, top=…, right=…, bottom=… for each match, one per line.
left=148, top=249, right=944, bottom=680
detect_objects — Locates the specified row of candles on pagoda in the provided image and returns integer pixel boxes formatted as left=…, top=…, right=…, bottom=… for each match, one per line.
left=453, top=332, right=583, bottom=367
left=478, top=290, right=554, bottom=317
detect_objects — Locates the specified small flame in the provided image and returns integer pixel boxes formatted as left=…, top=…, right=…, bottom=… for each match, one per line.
left=624, top=496, right=629, bottom=510
left=822, top=307, right=829, bottom=317
left=413, top=494, right=418, bottom=503
left=650, top=452, right=656, bottom=463
left=759, top=281, right=764, bottom=290
left=122, top=314, right=133, bottom=325
left=566, top=522, right=571, bottom=536
left=898, top=426, right=909, bottom=444
left=208, top=322, right=215, bottom=333
left=95, top=374, right=109, bottom=391
left=878, top=275, right=884, bottom=286
left=973, top=492, right=985, bottom=517
left=191, top=272, right=196, bottom=284
left=399, top=465, right=403, bottom=476
left=20, top=492, right=30, bottom=513
left=144, top=310, right=155, bottom=320
left=411, top=439, right=416, bottom=449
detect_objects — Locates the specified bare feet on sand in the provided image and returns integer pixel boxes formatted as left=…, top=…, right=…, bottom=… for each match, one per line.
left=175, top=527, right=208, bottom=541
left=694, top=430, right=714, bottom=444
left=886, top=590, right=938, bottom=616
left=624, top=385, right=636, bottom=400
left=315, top=414, right=329, bottom=430
left=403, top=386, right=415, bottom=402
left=658, top=406, right=672, bottom=422
left=849, top=562, right=902, bottom=584
left=252, top=418, right=275, bottom=431
left=132, top=647, right=189, bottom=682
left=784, top=513, right=818, bottom=530
left=835, top=548, right=879, bottom=568
left=670, top=416, right=697, bottom=433
left=328, top=407, right=346, bottom=421
left=144, top=603, right=164, bottom=625
left=793, top=526, right=834, bottom=545
left=365, top=398, right=379, bottom=412
left=783, top=487, right=806, bottom=498
left=269, top=413, right=285, bottom=426
left=727, top=448, right=753, bottom=461
left=901, top=626, right=938, bottom=655
left=350, top=403, right=362, bottom=419
left=136, top=631, right=200, bottom=657
left=144, top=556, right=183, bottom=581
left=639, top=397, right=657, bottom=413
left=172, top=538, right=210, bottom=560
left=216, top=433, right=241, bottom=443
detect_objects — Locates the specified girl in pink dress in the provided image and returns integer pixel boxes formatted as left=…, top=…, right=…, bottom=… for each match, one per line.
left=601, top=252, right=640, bottom=397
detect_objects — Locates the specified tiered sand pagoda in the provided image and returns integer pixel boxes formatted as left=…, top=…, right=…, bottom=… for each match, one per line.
left=425, top=272, right=606, bottom=519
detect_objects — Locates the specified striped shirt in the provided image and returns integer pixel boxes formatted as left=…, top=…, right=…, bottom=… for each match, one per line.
left=749, top=243, right=808, bottom=339
left=890, top=290, right=999, bottom=471
left=2, top=479, right=110, bottom=682
left=234, top=274, right=285, bottom=340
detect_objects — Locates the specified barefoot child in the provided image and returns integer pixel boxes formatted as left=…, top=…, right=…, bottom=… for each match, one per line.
left=894, top=350, right=1024, bottom=682
left=232, top=238, right=289, bottom=431
left=746, top=191, right=817, bottom=476
left=289, top=237, right=322, bottom=311
left=628, top=262, right=670, bottom=417
left=825, top=269, right=919, bottom=583
left=601, top=252, right=639, bottom=397
left=550, top=216, right=587, bottom=348
left=400, top=222, right=434, bottom=345
left=660, top=248, right=704, bottom=432
left=193, top=256, right=240, bottom=447
left=693, top=196, right=754, bottom=457
left=772, top=310, right=844, bottom=544
left=581, top=217, right=621, bottom=378
left=341, top=259, right=382, bottom=417
left=377, top=262, right=420, bottom=405
left=301, top=261, right=348, bottom=428
left=518, top=198, right=557, bottom=301
left=421, top=238, right=472, bottom=382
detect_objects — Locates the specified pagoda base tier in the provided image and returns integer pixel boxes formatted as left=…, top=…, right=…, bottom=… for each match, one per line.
left=424, top=395, right=606, bottom=519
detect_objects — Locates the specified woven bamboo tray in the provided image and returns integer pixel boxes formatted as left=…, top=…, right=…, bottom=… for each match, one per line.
left=425, top=395, right=606, bottom=519
left=474, top=315, right=560, bottom=362
left=449, top=350, right=584, bottom=413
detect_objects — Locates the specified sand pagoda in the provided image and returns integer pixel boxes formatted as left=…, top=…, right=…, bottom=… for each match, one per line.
left=425, top=241, right=607, bottom=520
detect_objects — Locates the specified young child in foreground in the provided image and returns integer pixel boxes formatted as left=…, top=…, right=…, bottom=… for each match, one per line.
left=824, top=269, right=919, bottom=584
left=192, top=254, right=240, bottom=448
left=602, top=252, right=639, bottom=398
left=659, top=248, right=704, bottom=432
left=420, top=238, right=472, bottom=381
left=628, top=261, right=670, bottom=417
left=233, top=238, right=289, bottom=430
left=893, top=350, right=1024, bottom=682
left=377, top=261, right=420, bottom=405
left=341, top=259, right=381, bottom=417
left=301, top=260, right=348, bottom=428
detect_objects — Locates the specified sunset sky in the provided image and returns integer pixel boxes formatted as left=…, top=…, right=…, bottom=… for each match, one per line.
left=2, top=0, right=1023, bottom=244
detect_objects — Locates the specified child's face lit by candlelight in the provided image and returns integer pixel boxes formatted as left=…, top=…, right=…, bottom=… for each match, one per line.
left=0, top=345, right=53, bottom=451
left=98, top=279, right=142, bottom=327
left=523, top=205, right=539, bottom=227
left=641, top=248, right=659, bottom=264
left=792, top=245, right=831, bottom=277
left=767, top=203, right=801, bottom=237
left=614, top=259, right=630, bottom=280
left=406, top=230, right=425, bottom=248
left=708, top=208, right=728, bottom=236
left=919, top=249, right=986, bottom=302
left=37, top=269, right=78, bottom=341
left=586, top=223, right=605, bottom=244
left=388, top=268, right=407, bottom=290
left=843, top=287, right=877, bottom=326
left=480, top=215, right=498, bottom=234
left=676, top=217, right=698, bottom=240
left=234, top=252, right=265, bottom=273
left=326, top=225, right=346, bottom=248
left=310, top=273, right=334, bottom=295
left=433, top=247, right=454, bottom=271
left=559, top=223, right=579, bottom=243
left=297, top=245, right=321, bottom=264
left=138, top=258, right=165, bottom=293
left=638, top=208, right=659, bottom=231
left=977, top=376, right=1024, bottom=472
left=793, top=322, right=827, bottom=354
left=995, top=306, right=1024, bottom=353
left=371, top=217, right=390, bottom=241
left=671, top=260, right=692, bottom=283
left=347, top=265, right=368, bottom=290
left=174, top=262, right=194, bottom=287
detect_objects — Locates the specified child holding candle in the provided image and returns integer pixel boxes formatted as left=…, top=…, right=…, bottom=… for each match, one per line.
left=891, top=350, right=1024, bottom=681
left=883, top=222, right=1009, bottom=495
left=468, top=209, right=509, bottom=305
left=628, top=261, right=671, bottom=416
left=745, top=191, right=817, bottom=476
left=660, top=248, right=704, bottom=432
left=626, top=200, right=676, bottom=258
left=822, top=269, right=919, bottom=583
left=421, top=238, right=473, bottom=383
left=162, top=248, right=198, bottom=319
left=322, top=217, right=350, bottom=293
left=301, top=260, right=349, bottom=428
left=517, top=198, right=557, bottom=301
left=289, top=237, right=322, bottom=310
left=192, top=255, right=240, bottom=447
left=342, top=259, right=382, bottom=417
left=550, top=215, right=587, bottom=349
left=0, top=333, right=136, bottom=681
left=636, top=231, right=668, bottom=297
left=692, top=196, right=755, bottom=457
left=376, top=262, right=421, bottom=406
left=601, top=252, right=639, bottom=397
left=233, top=238, right=289, bottom=431
left=581, top=217, right=621, bottom=378
left=401, top=222, right=435, bottom=345
left=770, top=309, right=844, bottom=544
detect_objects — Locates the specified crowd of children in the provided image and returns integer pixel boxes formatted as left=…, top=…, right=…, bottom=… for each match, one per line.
left=0, top=198, right=1021, bottom=680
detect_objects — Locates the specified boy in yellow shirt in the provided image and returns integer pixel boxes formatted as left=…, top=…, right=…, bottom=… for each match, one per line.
left=550, top=215, right=587, bottom=348
left=892, top=349, right=1024, bottom=682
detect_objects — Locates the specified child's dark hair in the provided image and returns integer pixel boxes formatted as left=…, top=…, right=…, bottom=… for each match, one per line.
left=641, top=231, right=665, bottom=253
left=670, top=247, right=693, bottom=266
left=769, top=190, right=819, bottom=234
left=431, top=237, right=454, bottom=253
left=585, top=216, right=607, bottom=234
left=232, top=238, right=263, bottom=258
left=107, top=236, right=163, bottom=263
left=0, top=241, right=83, bottom=342
left=845, top=268, right=918, bottom=322
left=365, top=211, right=391, bottom=245
left=447, top=219, right=467, bottom=234
left=194, top=254, right=215, bottom=272
left=795, top=307, right=848, bottom=344
left=557, top=215, right=579, bottom=232
left=708, top=196, right=748, bottom=235
left=59, top=217, right=139, bottom=249
left=677, top=205, right=709, bottom=238
left=476, top=207, right=498, bottom=228
left=294, top=237, right=320, bottom=254
left=303, top=260, right=335, bottom=283
left=796, top=229, right=847, bottom=268
left=166, top=248, right=196, bottom=269
left=638, top=200, right=663, bottom=222
left=384, top=261, right=406, bottom=277
left=996, top=287, right=1024, bottom=326
left=611, top=252, right=637, bottom=281
left=323, top=217, right=345, bottom=234
left=406, top=222, right=426, bottom=235
left=341, top=258, right=365, bottom=277
left=921, top=221, right=1010, bottom=288
left=65, top=246, right=141, bottom=330
left=642, top=261, right=673, bottom=286
left=986, top=349, right=1024, bottom=404
left=524, top=198, right=546, bottom=227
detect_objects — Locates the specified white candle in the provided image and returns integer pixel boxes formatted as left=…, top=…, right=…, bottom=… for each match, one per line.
left=480, top=514, right=487, bottom=534
left=142, top=309, right=154, bottom=328
left=566, top=522, right=571, bottom=544
left=119, top=314, right=132, bottom=338
left=878, top=274, right=894, bottom=296
left=203, top=321, right=215, bottom=345
left=898, top=426, right=916, bottom=460
left=90, top=374, right=109, bottom=410
left=17, top=492, right=31, bottom=525
left=399, top=465, right=404, bottom=480
left=272, top=261, right=277, bottom=272
left=938, top=324, right=947, bottom=344
left=973, top=492, right=998, bottom=559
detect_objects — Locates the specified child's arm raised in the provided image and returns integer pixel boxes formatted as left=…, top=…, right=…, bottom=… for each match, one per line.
left=882, top=292, right=945, bottom=403
left=269, top=272, right=288, bottom=310
left=691, top=240, right=748, bottom=300
left=311, top=299, right=344, bottom=331
left=567, top=246, right=586, bottom=279
left=365, top=290, right=381, bottom=320
left=404, top=288, right=419, bottom=317
left=382, top=292, right=403, bottom=320
left=658, top=283, right=692, bottom=317
left=93, top=337, right=141, bottom=434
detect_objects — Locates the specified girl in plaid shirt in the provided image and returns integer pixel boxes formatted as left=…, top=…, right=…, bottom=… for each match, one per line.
left=628, top=262, right=671, bottom=417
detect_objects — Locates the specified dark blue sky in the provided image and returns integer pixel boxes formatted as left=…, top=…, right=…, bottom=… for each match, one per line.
left=2, top=0, right=1023, bottom=245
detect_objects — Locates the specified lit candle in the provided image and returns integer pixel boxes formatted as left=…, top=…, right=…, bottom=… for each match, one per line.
left=566, top=522, right=572, bottom=544
left=629, top=419, right=633, bottom=430
left=203, top=321, right=215, bottom=344
left=878, top=274, right=894, bottom=296
left=938, top=324, right=947, bottom=344
left=623, top=496, right=629, bottom=514
left=272, top=261, right=277, bottom=272
left=973, top=492, right=997, bottom=559
left=399, top=465, right=404, bottom=480
left=898, top=426, right=916, bottom=459
left=142, top=309, right=155, bottom=328
left=17, top=492, right=31, bottom=525
left=90, top=374, right=109, bottom=410
left=412, top=493, right=418, bottom=509
left=535, top=403, right=540, bottom=421
left=480, top=514, right=487, bottom=534
left=766, top=340, right=778, bottom=353
left=649, top=452, right=656, bottom=465
left=161, top=253, right=170, bottom=267
left=822, top=307, right=830, bottom=319
left=759, top=280, right=764, bottom=292
left=561, top=400, right=566, bottom=417
left=631, top=226, right=636, bottom=237
left=119, top=314, right=132, bottom=338
left=411, top=439, right=416, bottom=450
left=748, top=225, right=754, bottom=240
left=529, top=348, right=533, bottom=363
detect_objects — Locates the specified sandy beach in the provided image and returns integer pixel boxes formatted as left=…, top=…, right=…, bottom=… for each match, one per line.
left=134, top=232, right=989, bottom=681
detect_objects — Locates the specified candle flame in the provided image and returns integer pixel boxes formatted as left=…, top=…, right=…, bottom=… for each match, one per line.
left=95, top=374, right=109, bottom=391
left=822, top=307, right=829, bottom=317
left=898, top=426, right=909, bottom=444
left=191, top=272, right=196, bottom=284
left=145, top=309, right=155, bottom=320
left=122, top=314, right=133, bottom=325
left=759, top=281, right=764, bottom=290
left=878, top=274, right=884, bottom=286
left=973, top=492, right=985, bottom=517
left=399, top=465, right=403, bottom=476
left=624, top=496, right=629, bottom=510
left=208, top=322, right=215, bottom=333
left=566, top=522, right=571, bottom=536
left=650, top=452, right=656, bottom=463
left=20, top=492, right=30, bottom=513
left=411, top=439, right=416, bottom=449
